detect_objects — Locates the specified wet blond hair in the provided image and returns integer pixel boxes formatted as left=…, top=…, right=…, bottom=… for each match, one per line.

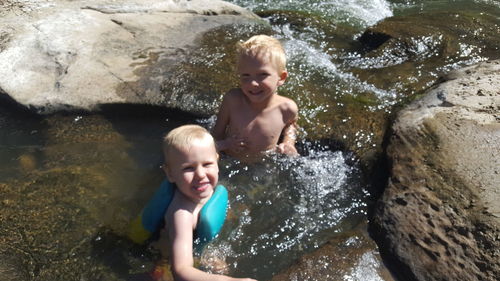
left=237, top=34, right=287, bottom=73
left=162, top=125, right=215, bottom=164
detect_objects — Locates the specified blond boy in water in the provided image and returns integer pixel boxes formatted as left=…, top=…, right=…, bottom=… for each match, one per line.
left=157, top=125, right=256, bottom=281
left=212, top=35, right=299, bottom=161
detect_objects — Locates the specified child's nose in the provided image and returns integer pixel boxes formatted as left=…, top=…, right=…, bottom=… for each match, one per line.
left=194, top=167, right=206, bottom=178
left=250, top=79, right=259, bottom=86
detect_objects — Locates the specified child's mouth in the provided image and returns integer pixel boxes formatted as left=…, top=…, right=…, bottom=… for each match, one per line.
left=249, top=90, right=262, bottom=95
left=194, top=183, right=210, bottom=192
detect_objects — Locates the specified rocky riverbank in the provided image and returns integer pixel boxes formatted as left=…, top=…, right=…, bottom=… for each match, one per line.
left=370, top=60, right=500, bottom=281
left=0, top=0, right=267, bottom=115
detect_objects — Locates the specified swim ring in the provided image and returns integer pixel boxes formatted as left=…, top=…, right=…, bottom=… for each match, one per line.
left=128, top=179, right=228, bottom=245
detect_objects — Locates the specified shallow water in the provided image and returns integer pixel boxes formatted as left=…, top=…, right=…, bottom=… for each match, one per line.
left=0, top=107, right=375, bottom=281
left=211, top=151, right=368, bottom=279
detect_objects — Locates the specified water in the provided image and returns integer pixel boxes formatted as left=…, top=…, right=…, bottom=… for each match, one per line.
left=1, top=0, right=500, bottom=280
left=229, top=0, right=499, bottom=114
left=210, top=151, right=367, bottom=279
left=218, top=0, right=498, bottom=279
left=229, top=0, right=393, bottom=26
left=0, top=108, right=372, bottom=281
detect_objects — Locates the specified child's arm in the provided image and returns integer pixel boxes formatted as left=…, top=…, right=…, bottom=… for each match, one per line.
left=212, top=91, right=246, bottom=153
left=278, top=121, right=298, bottom=156
left=277, top=100, right=299, bottom=156
left=168, top=210, right=256, bottom=281
left=212, top=93, right=231, bottom=152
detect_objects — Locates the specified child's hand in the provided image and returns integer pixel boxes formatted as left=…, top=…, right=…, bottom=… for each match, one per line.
left=200, top=253, right=229, bottom=275
left=277, top=143, right=298, bottom=156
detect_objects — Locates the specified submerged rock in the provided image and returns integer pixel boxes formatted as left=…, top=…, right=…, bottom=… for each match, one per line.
left=271, top=221, right=395, bottom=281
left=354, top=11, right=500, bottom=95
left=0, top=112, right=175, bottom=280
left=370, top=60, right=500, bottom=281
left=0, top=0, right=267, bottom=115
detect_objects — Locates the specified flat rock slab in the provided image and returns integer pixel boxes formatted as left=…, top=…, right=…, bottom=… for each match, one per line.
left=371, top=60, right=499, bottom=281
left=0, top=0, right=263, bottom=114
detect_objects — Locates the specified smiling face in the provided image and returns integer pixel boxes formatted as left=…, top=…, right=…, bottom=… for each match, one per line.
left=237, top=53, right=287, bottom=105
left=164, top=137, right=219, bottom=204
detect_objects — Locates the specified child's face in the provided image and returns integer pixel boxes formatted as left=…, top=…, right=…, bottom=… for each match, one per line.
left=238, top=53, right=287, bottom=104
left=164, top=140, right=219, bottom=203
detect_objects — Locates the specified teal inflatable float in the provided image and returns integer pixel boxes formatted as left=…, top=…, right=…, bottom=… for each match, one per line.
left=128, top=179, right=228, bottom=245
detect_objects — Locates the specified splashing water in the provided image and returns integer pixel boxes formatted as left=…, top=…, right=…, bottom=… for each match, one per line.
left=343, top=251, right=387, bottom=281
left=275, top=22, right=398, bottom=114
left=205, top=148, right=368, bottom=280
left=282, top=29, right=397, bottom=102
left=229, top=0, right=393, bottom=27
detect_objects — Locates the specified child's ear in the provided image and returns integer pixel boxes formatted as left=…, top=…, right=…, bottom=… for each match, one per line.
left=162, top=164, right=174, bottom=182
left=278, top=70, right=288, bottom=85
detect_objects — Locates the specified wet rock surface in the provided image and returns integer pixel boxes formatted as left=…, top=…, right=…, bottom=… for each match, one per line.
left=355, top=10, right=500, bottom=95
left=271, top=220, right=395, bottom=281
left=0, top=0, right=267, bottom=115
left=253, top=8, right=500, bottom=173
left=370, top=60, right=500, bottom=281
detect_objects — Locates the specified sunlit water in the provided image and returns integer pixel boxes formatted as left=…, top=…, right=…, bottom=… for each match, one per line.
left=188, top=115, right=371, bottom=280
left=209, top=150, right=367, bottom=279
left=229, top=0, right=393, bottom=27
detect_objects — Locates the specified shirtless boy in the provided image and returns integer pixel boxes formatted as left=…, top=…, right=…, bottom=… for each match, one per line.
left=158, top=124, right=256, bottom=281
left=212, top=35, right=299, bottom=161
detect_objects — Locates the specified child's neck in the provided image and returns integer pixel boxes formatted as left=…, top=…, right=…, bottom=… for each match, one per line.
left=247, top=92, right=277, bottom=111
left=174, top=187, right=212, bottom=209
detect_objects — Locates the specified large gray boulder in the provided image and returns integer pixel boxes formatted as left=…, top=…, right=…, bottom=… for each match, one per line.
left=370, top=60, right=500, bottom=281
left=0, top=0, right=265, bottom=114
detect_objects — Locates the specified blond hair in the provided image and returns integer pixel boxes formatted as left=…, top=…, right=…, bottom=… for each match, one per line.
left=162, top=125, right=214, bottom=163
left=237, top=34, right=287, bottom=73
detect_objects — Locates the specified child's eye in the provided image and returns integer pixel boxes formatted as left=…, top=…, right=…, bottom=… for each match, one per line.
left=203, top=162, right=214, bottom=167
left=240, top=75, right=250, bottom=81
left=182, top=166, right=195, bottom=171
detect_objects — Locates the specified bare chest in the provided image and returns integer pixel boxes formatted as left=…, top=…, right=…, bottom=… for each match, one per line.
left=229, top=109, right=286, bottom=148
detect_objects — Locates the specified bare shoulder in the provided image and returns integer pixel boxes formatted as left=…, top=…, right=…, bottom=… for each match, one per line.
left=166, top=195, right=194, bottom=223
left=224, top=88, right=245, bottom=102
left=218, top=88, right=244, bottom=113
left=276, top=95, right=298, bottom=119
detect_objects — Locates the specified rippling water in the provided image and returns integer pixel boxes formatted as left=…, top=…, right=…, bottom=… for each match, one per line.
left=229, top=0, right=393, bottom=26
left=0, top=108, right=373, bottom=281
left=211, top=150, right=367, bottom=279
